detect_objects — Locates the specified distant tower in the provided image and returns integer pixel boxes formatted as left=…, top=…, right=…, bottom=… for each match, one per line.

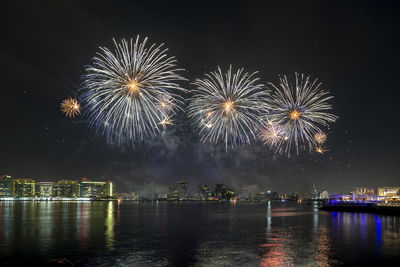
left=177, top=179, right=188, bottom=200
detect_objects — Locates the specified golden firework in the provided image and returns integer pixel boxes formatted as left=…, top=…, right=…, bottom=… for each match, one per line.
left=314, top=131, right=327, bottom=144
left=61, top=98, right=81, bottom=118
left=127, top=80, right=140, bottom=96
left=158, top=116, right=174, bottom=126
left=315, top=145, right=327, bottom=154
left=223, top=101, right=234, bottom=113
left=290, top=109, right=300, bottom=120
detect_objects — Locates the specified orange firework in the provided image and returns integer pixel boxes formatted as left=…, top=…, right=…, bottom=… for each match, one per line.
left=314, top=132, right=327, bottom=144
left=61, top=98, right=81, bottom=118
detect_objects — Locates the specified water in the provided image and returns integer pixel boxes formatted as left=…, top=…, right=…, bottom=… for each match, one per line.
left=0, top=201, right=399, bottom=266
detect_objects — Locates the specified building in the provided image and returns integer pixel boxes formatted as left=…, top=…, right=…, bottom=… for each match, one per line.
left=167, top=185, right=178, bottom=201
left=198, top=184, right=211, bottom=200
left=376, top=187, right=400, bottom=197
left=53, top=180, right=79, bottom=198
left=13, top=179, right=36, bottom=197
left=0, top=175, right=13, bottom=197
left=213, top=184, right=236, bottom=200
left=177, top=179, right=188, bottom=200
left=106, top=181, right=114, bottom=197
left=355, top=187, right=375, bottom=195
left=38, top=182, right=54, bottom=197
left=79, top=178, right=107, bottom=198
left=320, top=190, right=329, bottom=199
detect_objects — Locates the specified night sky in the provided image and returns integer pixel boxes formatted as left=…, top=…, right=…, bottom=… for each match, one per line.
left=1, top=1, right=399, bottom=194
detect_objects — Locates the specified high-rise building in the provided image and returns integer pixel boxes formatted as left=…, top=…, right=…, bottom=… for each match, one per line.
left=0, top=175, right=13, bottom=197
left=53, top=180, right=79, bottom=198
left=167, top=185, right=178, bottom=201
left=213, top=184, right=236, bottom=200
left=106, top=181, right=114, bottom=197
left=79, top=178, right=107, bottom=199
left=13, top=179, right=36, bottom=197
left=38, top=182, right=54, bottom=197
left=198, top=184, right=211, bottom=200
left=177, top=179, right=188, bottom=200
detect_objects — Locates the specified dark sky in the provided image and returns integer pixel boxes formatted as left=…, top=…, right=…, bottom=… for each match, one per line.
left=1, top=0, right=399, bottom=194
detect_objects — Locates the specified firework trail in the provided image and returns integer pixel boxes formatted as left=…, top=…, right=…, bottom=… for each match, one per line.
left=61, top=98, right=81, bottom=118
left=80, top=36, right=186, bottom=146
left=267, top=73, right=337, bottom=156
left=188, top=66, right=270, bottom=149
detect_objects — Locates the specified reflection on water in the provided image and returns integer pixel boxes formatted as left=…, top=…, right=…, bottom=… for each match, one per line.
left=0, top=201, right=399, bottom=266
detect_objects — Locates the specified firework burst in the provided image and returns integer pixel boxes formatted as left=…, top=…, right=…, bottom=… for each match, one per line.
left=315, top=145, right=328, bottom=154
left=80, top=36, right=186, bottom=145
left=267, top=73, right=337, bottom=156
left=188, top=66, right=270, bottom=149
left=61, top=97, right=81, bottom=118
left=259, top=118, right=285, bottom=147
left=314, top=131, right=327, bottom=144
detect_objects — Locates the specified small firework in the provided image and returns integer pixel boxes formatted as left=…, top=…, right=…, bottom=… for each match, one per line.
left=315, top=145, right=328, bottom=154
left=268, top=73, right=337, bottom=156
left=158, top=116, right=174, bottom=126
left=314, top=131, right=327, bottom=144
left=188, top=66, right=270, bottom=149
left=259, top=119, right=285, bottom=147
left=61, top=98, right=81, bottom=118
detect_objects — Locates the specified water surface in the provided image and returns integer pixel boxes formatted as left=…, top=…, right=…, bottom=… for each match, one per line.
left=0, top=201, right=399, bottom=266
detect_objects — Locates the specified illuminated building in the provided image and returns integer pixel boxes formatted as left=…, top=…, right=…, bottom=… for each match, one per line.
left=177, top=179, right=188, bottom=200
left=106, top=181, right=114, bottom=197
left=79, top=178, right=107, bottom=199
left=53, top=180, right=79, bottom=198
left=38, top=182, right=54, bottom=197
left=167, top=185, right=178, bottom=201
left=13, top=179, right=36, bottom=197
left=213, top=184, right=236, bottom=200
left=355, top=187, right=375, bottom=195
left=320, top=190, right=329, bottom=199
left=376, top=187, right=400, bottom=197
left=0, top=175, right=13, bottom=197
left=376, top=187, right=400, bottom=202
left=198, top=184, right=211, bottom=200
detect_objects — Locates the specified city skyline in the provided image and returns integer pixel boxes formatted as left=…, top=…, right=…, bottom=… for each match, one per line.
left=1, top=1, right=400, bottom=193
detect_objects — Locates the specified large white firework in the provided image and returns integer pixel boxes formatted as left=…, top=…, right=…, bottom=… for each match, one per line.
left=188, top=66, right=270, bottom=149
left=267, top=73, right=337, bottom=156
left=80, top=36, right=186, bottom=145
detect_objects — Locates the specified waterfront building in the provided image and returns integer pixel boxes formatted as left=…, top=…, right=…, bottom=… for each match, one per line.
left=355, top=187, right=375, bottom=195
left=177, top=179, right=188, bottom=200
left=0, top=175, right=13, bottom=197
left=167, top=185, right=178, bottom=201
left=320, top=190, right=329, bottom=199
left=106, top=181, right=114, bottom=197
left=376, top=187, right=400, bottom=202
left=79, top=178, right=107, bottom=198
left=265, top=191, right=279, bottom=200
left=13, top=179, right=36, bottom=197
left=53, top=180, right=79, bottom=198
left=213, top=184, right=236, bottom=200
left=198, top=184, right=211, bottom=200
left=38, top=182, right=54, bottom=197
left=376, top=187, right=400, bottom=197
